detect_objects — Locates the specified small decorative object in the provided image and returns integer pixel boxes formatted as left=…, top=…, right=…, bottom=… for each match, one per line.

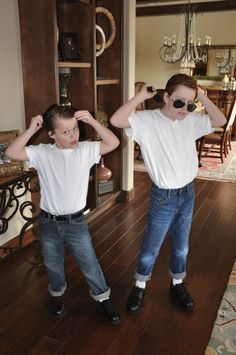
left=95, top=7, right=116, bottom=50
left=98, top=179, right=114, bottom=195
left=59, top=68, right=72, bottom=106
left=0, top=130, right=24, bottom=176
left=96, top=105, right=108, bottom=140
left=95, top=25, right=106, bottom=57
left=96, top=105, right=108, bottom=127
left=222, top=74, right=229, bottom=90
left=96, top=106, right=113, bottom=190
left=59, top=32, right=80, bottom=61
left=229, top=77, right=235, bottom=91
left=97, top=157, right=112, bottom=181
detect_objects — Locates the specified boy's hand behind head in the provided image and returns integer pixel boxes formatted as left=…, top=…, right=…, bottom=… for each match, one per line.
left=139, top=84, right=158, bottom=100
left=74, top=110, right=95, bottom=125
left=29, top=115, right=43, bottom=133
left=197, top=85, right=207, bottom=100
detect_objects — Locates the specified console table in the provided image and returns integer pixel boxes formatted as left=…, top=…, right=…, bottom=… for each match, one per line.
left=0, top=171, right=41, bottom=265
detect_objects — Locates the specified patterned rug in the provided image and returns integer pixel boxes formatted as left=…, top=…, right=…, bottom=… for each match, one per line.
left=134, top=142, right=236, bottom=183
left=197, top=142, right=236, bottom=183
left=205, top=261, right=236, bottom=355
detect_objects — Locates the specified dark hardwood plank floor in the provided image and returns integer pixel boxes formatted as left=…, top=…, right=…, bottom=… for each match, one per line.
left=0, top=172, right=236, bottom=355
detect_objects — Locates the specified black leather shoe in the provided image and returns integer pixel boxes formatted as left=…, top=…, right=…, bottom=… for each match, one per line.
left=99, top=299, right=121, bottom=325
left=51, top=296, right=65, bottom=318
left=127, top=286, right=145, bottom=315
left=170, top=282, right=195, bottom=311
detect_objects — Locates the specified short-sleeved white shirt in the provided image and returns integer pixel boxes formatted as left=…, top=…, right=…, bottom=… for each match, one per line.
left=25, top=141, right=100, bottom=215
left=126, top=109, right=213, bottom=189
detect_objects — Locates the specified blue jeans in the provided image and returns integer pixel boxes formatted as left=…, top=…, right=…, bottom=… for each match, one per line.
left=38, top=212, right=110, bottom=301
left=134, top=181, right=195, bottom=282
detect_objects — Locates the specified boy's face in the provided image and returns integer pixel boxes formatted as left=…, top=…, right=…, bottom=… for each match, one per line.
left=164, top=85, right=196, bottom=120
left=49, top=117, right=80, bottom=149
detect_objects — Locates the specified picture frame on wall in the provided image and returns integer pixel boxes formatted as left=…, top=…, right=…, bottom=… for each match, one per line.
left=0, top=130, right=24, bottom=176
left=59, top=32, right=80, bottom=61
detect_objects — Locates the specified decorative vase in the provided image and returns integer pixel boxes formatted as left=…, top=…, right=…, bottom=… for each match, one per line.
left=59, top=67, right=72, bottom=106
left=97, top=157, right=112, bottom=181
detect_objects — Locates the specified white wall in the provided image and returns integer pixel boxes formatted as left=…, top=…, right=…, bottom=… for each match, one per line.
left=0, top=0, right=25, bottom=132
left=136, top=11, right=236, bottom=88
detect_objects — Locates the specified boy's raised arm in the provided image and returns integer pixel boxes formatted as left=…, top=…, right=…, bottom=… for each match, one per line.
left=74, top=110, right=119, bottom=156
left=6, top=115, right=43, bottom=161
left=197, top=87, right=226, bottom=127
left=110, top=85, right=157, bottom=128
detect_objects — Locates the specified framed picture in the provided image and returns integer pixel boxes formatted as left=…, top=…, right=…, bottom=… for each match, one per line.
left=0, top=130, right=24, bottom=176
left=59, top=32, right=80, bottom=61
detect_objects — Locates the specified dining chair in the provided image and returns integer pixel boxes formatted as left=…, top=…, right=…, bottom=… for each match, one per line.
left=198, top=98, right=236, bottom=163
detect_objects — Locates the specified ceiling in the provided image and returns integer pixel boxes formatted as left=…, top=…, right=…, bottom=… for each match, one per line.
left=136, top=0, right=232, bottom=4
left=136, top=0, right=236, bottom=16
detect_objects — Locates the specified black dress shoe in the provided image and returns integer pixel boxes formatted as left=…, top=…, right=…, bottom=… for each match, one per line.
left=99, top=299, right=121, bottom=325
left=127, top=286, right=145, bottom=315
left=51, top=296, right=65, bottom=318
left=170, top=282, right=195, bottom=311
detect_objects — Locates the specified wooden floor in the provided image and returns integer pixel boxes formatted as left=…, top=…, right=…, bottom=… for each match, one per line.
left=1, top=172, right=236, bottom=355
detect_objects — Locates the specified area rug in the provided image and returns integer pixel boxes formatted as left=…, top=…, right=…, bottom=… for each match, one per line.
left=134, top=142, right=236, bottom=183
left=197, top=142, right=236, bottom=183
left=205, top=261, right=236, bottom=355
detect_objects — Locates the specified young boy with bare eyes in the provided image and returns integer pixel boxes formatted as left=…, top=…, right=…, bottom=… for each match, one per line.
left=6, top=104, right=120, bottom=324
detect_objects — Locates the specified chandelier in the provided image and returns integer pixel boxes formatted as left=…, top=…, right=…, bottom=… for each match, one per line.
left=159, top=0, right=211, bottom=65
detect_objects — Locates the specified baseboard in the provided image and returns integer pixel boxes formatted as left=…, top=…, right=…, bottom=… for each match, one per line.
left=117, top=188, right=135, bottom=202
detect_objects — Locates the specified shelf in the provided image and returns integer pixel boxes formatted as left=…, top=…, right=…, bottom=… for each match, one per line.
left=18, top=0, right=123, bottom=215
left=58, top=62, right=91, bottom=68
left=96, top=79, right=120, bottom=86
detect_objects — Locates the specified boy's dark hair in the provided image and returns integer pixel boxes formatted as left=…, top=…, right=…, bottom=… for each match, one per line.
left=42, top=104, right=77, bottom=132
left=165, top=74, right=197, bottom=98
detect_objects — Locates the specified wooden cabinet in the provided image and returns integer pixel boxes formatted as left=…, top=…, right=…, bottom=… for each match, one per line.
left=18, top=0, right=123, bottom=213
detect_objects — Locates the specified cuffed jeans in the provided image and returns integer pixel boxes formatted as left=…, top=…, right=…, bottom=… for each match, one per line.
left=38, top=212, right=110, bottom=301
left=134, top=181, right=195, bottom=282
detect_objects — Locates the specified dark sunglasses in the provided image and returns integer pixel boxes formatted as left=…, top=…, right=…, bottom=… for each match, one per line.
left=172, top=98, right=197, bottom=112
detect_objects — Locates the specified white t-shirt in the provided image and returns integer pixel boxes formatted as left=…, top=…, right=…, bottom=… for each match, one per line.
left=126, top=109, right=213, bottom=189
left=25, top=141, right=100, bottom=215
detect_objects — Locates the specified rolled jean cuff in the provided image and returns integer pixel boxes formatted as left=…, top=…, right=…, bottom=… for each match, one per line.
left=90, top=287, right=111, bottom=301
left=169, top=270, right=186, bottom=279
left=134, top=270, right=152, bottom=282
left=48, top=283, right=67, bottom=297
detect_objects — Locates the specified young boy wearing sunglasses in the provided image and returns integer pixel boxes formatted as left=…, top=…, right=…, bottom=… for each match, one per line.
left=110, top=73, right=226, bottom=314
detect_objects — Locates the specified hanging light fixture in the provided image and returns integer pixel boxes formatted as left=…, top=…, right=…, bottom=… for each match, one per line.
left=159, top=0, right=212, bottom=67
